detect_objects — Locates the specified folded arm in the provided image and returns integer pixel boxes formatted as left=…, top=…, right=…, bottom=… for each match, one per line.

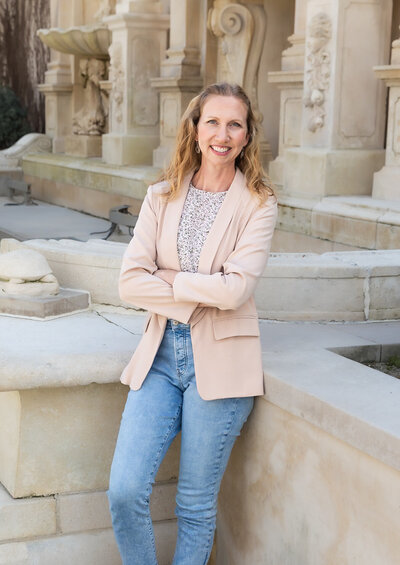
left=172, top=197, right=278, bottom=310
left=119, top=187, right=198, bottom=323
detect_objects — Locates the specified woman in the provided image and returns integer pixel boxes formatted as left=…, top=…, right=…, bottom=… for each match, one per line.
left=108, top=82, right=277, bottom=565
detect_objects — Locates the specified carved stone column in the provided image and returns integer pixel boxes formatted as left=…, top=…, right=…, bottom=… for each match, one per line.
left=283, top=0, right=392, bottom=198
left=102, top=0, right=169, bottom=166
left=372, top=30, right=400, bottom=201
left=268, top=0, right=307, bottom=189
left=208, top=0, right=272, bottom=167
left=151, top=0, right=203, bottom=168
left=38, top=0, right=74, bottom=153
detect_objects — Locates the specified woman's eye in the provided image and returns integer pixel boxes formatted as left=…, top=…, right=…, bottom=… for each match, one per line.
left=231, top=122, right=241, bottom=127
left=207, top=119, right=217, bottom=124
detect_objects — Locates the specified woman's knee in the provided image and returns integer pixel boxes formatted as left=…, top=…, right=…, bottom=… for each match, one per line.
left=108, top=476, right=151, bottom=516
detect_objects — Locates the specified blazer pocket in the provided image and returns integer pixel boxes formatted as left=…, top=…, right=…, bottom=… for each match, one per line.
left=213, top=316, right=260, bottom=340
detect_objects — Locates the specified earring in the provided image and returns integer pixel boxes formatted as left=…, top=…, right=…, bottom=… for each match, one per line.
left=240, top=148, right=244, bottom=158
left=195, top=141, right=201, bottom=154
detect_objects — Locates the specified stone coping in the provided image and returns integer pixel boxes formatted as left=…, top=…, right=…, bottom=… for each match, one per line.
left=0, top=309, right=399, bottom=472
left=278, top=194, right=400, bottom=249
left=22, top=153, right=161, bottom=201
left=2, top=238, right=400, bottom=321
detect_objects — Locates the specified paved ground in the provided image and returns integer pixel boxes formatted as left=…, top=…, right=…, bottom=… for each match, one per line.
left=0, top=196, right=132, bottom=242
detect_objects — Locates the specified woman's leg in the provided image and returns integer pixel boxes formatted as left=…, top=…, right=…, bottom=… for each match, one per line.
left=108, top=328, right=183, bottom=565
left=173, top=381, right=254, bottom=565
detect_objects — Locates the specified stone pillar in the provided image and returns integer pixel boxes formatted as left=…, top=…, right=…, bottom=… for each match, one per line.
left=207, top=0, right=272, bottom=167
left=38, top=0, right=74, bottom=153
left=268, top=0, right=307, bottom=189
left=283, top=0, right=392, bottom=198
left=151, top=0, right=203, bottom=168
left=102, top=0, right=169, bottom=166
left=372, top=29, right=400, bottom=201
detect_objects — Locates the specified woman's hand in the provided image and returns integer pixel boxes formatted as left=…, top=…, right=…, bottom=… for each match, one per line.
left=154, top=269, right=179, bottom=286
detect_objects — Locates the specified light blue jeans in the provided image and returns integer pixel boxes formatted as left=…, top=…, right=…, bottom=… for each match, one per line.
left=108, top=320, right=254, bottom=565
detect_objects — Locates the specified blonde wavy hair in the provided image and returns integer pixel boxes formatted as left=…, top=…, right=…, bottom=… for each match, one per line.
left=160, top=82, right=275, bottom=203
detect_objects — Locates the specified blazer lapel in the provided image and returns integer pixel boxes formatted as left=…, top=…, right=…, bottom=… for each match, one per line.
left=197, top=168, right=245, bottom=275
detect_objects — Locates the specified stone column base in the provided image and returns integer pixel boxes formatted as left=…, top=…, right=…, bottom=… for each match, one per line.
left=372, top=165, right=400, bottom=201
left=65, top=135, right=102, bottom=158
left=284, top=148, right=385, bottom=198
left=102, top=133, right=159, bottom=166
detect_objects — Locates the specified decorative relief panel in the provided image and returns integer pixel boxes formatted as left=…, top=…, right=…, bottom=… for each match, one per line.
left=72, top=58, right=108, bottom=135
left=304, top=12, right=332, bottom=133
left=109, top=42, right=124, bottom=126
left=130, top=36, right=159, bottom=127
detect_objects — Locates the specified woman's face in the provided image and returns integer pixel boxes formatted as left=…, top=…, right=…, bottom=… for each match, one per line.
left=196, top=95, right=249, bottom=170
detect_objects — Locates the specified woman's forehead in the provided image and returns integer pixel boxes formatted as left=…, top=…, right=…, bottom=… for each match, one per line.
left=200, top=95, right=248, bottom=121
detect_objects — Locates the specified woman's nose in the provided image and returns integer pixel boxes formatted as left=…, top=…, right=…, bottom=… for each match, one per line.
left=215, top=125, right=229, bottom=141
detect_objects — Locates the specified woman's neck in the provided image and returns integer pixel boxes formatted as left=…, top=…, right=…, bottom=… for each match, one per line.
left=191, top=164, right=236, bottom=193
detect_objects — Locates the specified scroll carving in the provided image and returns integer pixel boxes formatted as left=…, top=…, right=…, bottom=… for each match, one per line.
left=208, top=1, right=266, bottom=129
left=304, top=12, right=332, bottom=132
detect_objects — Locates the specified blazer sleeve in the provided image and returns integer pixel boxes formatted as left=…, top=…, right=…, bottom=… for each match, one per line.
left=119, top=185, right=198, bottom=323
left=173, top=196, right=278, bottom=311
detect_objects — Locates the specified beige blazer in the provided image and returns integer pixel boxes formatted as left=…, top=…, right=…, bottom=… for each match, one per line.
left=119, top=168, right=278, bottom=400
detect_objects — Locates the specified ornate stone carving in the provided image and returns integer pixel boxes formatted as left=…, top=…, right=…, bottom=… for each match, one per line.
left=208, top=0, right=269, bottom=159
left=94, top=0, right=117, bottom=21
left=109, top=42, right=124, bottom=125
left=0, top=249, right=59, bottom=297
left=72, top=58, right=109, bottom=135
left=0, top=134, right=52, bottom=167
left=304, top=12, right=332, bottom=132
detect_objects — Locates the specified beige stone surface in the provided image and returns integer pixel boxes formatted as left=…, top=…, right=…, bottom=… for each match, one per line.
left=217, top=399, right=400, bottom=565
left=0, top=384, right=126, bottom=497
left=311, top=210, right=378, bottom=249
left=0, top=383, right=180, bottom=497
left=57, top=491, right=112, bottom=534
left=150, top=481, right=177, bottom=522
left=64, top=135, right=102, bottom=158
left=284, top=148, right=385, bottom=198
left=0, top=530, right=121, bottom=565
left=0, top=484, right=56, bottom=542
left=57, top=481, right=176, bottom=534
left=0, top=288, right=89, bottom=319
left=376, top=221, right=400, bottom=249
left=102, top=133, right=160, bottom=167
left=22, top=153, right=158, bottom=199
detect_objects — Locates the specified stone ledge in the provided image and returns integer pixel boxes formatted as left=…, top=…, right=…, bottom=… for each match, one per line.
left=2, top=238, right=400, bottom=321
left=0, top=312, right=141, bottom=391
left=0, top=523, right=177, bottom=565
left=278, top=194, right=400, bottom=249
left=22, top=153, right=160, bottom=201
left=262, top=346, right=400, bottom=472
left=0, top=484, right=56, bottom=542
